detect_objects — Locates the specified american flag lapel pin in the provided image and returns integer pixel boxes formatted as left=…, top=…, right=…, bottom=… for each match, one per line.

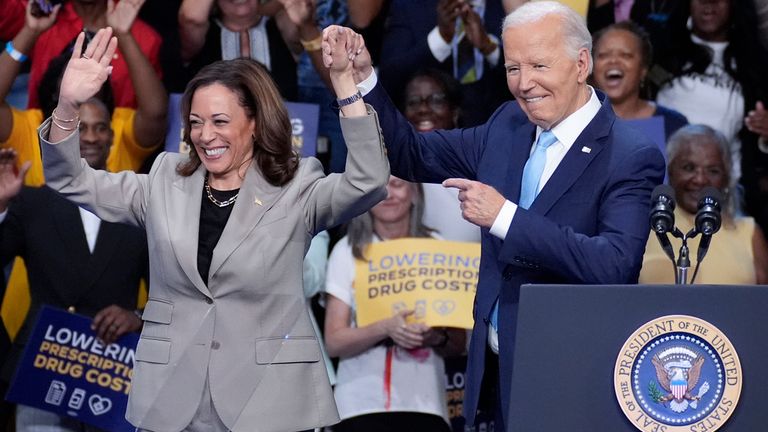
left=581, top=146, right=592, bottom=154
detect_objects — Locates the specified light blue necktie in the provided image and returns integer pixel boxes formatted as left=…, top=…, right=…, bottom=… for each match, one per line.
left=490, top=130, right=558, bottom=330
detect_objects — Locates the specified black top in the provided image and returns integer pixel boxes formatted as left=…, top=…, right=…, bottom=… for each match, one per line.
left=197, top=185, right=239, bottom=285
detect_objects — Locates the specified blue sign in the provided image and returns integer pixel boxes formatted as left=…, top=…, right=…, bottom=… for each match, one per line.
left=6, top=306, right=138, bottom=432
left=285, top=101, right=320, bottom=157
left=444, top=355, right=495, bottom=432
left=165, top=93, right=320, bottom=157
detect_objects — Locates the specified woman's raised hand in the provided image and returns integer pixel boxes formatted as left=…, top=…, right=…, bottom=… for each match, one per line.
left=57, top=27, right=118, bottom=110
left=321, top=25, right=372, bottom=84
left=322, top=25, right=351, bottom=74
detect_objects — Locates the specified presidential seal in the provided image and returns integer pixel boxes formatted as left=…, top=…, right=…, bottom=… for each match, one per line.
left=614, top=315, right=741, bottom=432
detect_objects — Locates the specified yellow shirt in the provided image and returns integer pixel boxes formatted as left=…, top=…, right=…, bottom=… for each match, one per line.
left=640, top=209, right=757, bottom=285
left=0, top=107, right=157, bottom=185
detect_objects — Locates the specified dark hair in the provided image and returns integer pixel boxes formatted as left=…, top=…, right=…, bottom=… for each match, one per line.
left=177, top=58, right=298, bottom=186
left=592, top=21, right=654, bottom=69
left=400, top=68, right=463, bottom=112
left=38, top=50, right=115, bottom=120
left=656, top=0, right=768, bottom=104
left=347, top=180, right=433, bottom=260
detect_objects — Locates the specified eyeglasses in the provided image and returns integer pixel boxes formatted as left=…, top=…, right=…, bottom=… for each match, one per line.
left=405, top=93, right=450, bottom=111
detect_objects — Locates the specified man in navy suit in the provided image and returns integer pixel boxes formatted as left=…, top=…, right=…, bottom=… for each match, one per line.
left=324, top=1, right=665, bottom=429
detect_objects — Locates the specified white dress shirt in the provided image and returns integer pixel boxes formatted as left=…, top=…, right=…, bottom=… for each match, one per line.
left=489, top=87, right=602, bottom=239
left=79, top=207, right=101, bottom=253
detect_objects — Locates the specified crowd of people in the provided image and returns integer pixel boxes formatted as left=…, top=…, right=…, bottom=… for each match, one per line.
left=0, top=0, right=767, bottom=431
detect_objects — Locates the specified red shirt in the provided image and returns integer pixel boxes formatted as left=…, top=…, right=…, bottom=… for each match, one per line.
left=1, top=1, right=162, bottom=109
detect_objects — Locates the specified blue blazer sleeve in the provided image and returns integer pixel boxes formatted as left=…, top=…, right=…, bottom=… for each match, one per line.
left=366, top=83, right=498, bottom=183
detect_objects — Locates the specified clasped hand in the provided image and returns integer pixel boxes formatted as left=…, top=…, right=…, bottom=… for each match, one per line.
left=383, top=310, right=446, bottom=349
left=321, top=25, right=372, bottom=83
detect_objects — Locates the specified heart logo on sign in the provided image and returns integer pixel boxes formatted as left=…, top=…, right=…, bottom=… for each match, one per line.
left=432, top=300, right=456, bottom=316
left=88, top=395, right=112, bottom=415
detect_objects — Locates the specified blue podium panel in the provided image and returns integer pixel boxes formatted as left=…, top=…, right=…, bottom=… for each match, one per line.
left=508, top=284, right=768, bottom=432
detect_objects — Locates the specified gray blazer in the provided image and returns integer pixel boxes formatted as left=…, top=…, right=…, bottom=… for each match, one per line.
left=39, top=110, right=389, bottom=432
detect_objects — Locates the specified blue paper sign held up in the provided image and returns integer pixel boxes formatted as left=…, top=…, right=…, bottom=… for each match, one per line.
left=6, top=306, right=138, bottom=432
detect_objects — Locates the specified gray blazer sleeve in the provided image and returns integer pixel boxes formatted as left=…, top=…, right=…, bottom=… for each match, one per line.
left=38, top=118, right=151, bottom=228
left=300, top=105, right=390, bottom=233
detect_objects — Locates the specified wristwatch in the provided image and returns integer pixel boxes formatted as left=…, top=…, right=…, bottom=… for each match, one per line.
left=337, top=91, right=363, bottom=108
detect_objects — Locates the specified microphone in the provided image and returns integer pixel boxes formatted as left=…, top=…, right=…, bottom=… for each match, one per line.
left=649, top=184, right=676, bottom=263
left=695, top=187, right=723, bottom=236
left=695, top=187, right=723, bottom=263
left=650, top=185, right=676, bottom=234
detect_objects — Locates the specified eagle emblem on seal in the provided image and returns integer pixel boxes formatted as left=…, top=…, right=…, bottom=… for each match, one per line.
left=650, top=346, right=710, bottom=413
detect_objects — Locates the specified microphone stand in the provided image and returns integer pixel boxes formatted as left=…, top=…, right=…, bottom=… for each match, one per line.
left=669, top=228, right=689, bottom=285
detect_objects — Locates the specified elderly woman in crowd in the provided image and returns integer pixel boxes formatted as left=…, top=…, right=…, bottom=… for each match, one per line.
left=32, top=26, right=389, bottom=432
left=591, top=21, right=687, bottom=140
left=640, top=124, right=768, bottom=285
left=324, top=175, right=466, bottom=432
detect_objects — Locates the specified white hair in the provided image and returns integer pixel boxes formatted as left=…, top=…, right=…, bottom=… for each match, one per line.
left=667, top=124, right=737, bottom=222
left=502, top=1, right=593, bottom=74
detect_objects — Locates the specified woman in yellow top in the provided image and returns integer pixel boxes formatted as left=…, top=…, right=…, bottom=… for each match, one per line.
left=640, top=124, right=768, bottom=285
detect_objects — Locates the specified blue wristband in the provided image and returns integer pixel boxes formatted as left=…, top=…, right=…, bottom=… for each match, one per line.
left=5, top=41, right=28, bottom=63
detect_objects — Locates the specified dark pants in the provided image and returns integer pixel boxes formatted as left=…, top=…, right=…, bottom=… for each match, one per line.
left=477, top=346, right=503, bottom=431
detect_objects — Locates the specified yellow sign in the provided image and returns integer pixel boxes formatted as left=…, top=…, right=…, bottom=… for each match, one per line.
left=353, top=238, right=480, bottom=329
left=557, top=0, right=588, bottom=18
left=614, top=315, right=742, bottom=432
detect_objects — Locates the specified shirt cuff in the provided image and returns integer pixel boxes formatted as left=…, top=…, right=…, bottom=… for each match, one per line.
left=490, top=200, right=517, bottom=240
left=758, top=136, right=768, bottom=154
left=427, top=26, right=452, bottom=62
left=485, top=34, right=500, bottom=66
left=356, top=70, right=378, bottom=97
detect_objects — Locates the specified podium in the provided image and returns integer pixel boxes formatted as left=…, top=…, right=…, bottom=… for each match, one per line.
left=507, top=284, right=768, bottom=431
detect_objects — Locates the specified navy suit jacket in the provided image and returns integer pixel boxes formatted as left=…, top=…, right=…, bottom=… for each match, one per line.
left=0, top=186, right=148, bottom=380
left=365, top=84, right=665, bottom=426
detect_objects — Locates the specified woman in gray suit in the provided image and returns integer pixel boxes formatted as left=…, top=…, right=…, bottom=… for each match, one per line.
left=33, top=26, right=389, bottom=432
